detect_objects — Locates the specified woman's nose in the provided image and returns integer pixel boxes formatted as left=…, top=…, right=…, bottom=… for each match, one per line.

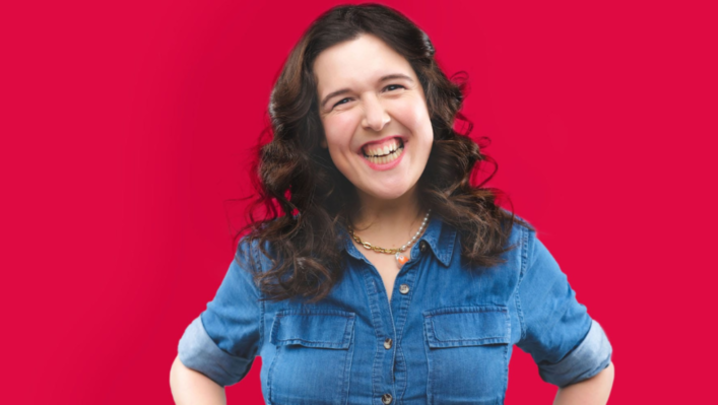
left=361, top=95, right=391, bottom=132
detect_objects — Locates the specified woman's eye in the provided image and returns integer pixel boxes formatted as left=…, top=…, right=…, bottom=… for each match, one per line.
left=333, top=98, right=351, bottom=108
left=385, top=84, right=406, bottom=92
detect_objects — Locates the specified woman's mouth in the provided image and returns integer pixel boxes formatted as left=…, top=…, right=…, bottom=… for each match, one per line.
left=360, top=137, right=405, bottom=169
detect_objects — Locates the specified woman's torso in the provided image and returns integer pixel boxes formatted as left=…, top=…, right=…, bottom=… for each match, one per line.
left=257, top=215, right=522, bottom=405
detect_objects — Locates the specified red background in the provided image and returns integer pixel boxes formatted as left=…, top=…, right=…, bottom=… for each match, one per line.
left=2, top=0, right=716, bottom=403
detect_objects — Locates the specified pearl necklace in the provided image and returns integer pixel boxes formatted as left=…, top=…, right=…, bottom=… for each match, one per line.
left=348, top=209, right=431, bottom=269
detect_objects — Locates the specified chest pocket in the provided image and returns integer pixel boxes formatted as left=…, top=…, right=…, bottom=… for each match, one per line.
left=423, top=306, right=510, bottom=405
left=268, top=311, right=356, bottom=405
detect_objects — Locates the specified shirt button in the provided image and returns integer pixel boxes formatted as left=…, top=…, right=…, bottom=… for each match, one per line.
left=384, top=337, right=393, bottom=350
left=382, top=393, right=393, bottom=404
left=419, top=240, right=429, bottom=253
left=399, top=284, right=410, bottom=294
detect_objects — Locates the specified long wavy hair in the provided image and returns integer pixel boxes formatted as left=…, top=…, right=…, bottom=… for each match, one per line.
left=236, top=3, right=534, bottom=303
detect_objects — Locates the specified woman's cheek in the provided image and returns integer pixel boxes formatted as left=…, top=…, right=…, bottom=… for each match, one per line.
left=325, top=112, right=359, bottom=146
left=392, top=97, right=428, bottom=130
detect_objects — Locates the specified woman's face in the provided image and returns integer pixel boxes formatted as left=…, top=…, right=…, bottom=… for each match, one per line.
left=314, top=33, right=433, bottom=202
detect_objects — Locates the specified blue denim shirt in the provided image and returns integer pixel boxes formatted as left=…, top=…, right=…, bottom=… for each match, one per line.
left=178, top=215, right=612, bottom=404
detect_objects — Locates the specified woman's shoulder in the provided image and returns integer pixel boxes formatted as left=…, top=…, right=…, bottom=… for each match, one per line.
left=498, top=207, right=537, bottom=243
left=233, top=214, right=306, bottom=274
left=437, top=207, right=536, bottom=265
left=498, top=210, right=565, bottom=273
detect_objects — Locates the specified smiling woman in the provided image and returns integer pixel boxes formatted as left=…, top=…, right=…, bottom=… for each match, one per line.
left=315, top=33, right=433, bottom=204
left=170, top=3, right=614, bottom=405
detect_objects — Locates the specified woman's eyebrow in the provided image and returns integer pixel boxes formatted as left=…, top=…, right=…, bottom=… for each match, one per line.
left=378, top=73, right=413, bottom=83
left=320, top=73, right=414, bottom=109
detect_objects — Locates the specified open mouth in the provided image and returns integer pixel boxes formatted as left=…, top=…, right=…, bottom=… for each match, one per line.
left=361, top=138, right=405, bottom=165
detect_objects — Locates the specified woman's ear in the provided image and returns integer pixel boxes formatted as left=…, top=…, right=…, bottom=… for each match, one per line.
left=320, top=137, right=327, bottom=148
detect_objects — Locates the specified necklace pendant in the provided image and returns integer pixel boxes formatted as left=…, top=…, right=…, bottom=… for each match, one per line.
left=395, top=252, right=409, bottom=268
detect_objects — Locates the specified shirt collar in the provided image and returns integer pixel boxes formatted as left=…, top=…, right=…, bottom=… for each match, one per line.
left=337, top=214, right=457, bottom=267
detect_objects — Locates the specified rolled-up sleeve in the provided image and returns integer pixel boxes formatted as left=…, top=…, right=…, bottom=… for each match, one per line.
left=177, top=238, right=263, bottom=387
left=516, top=229, right=613, bottom=388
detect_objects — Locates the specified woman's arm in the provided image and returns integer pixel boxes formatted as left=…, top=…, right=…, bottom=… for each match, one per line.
left=553, top=361, right=615, bottom=405
left=169, top=355, right=227, bottom=405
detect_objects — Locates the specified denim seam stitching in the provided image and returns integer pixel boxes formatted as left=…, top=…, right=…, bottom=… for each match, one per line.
left=428, top=335, right=508, bottom=342
left=423, top=315, right=434, bottom=405
left=267, top=336, right=281, bottom=405
left=338, top=324, right=355, bottom=405
left=515, top=225, right=530, bottom=341
left=438, top=228, right=457, bottom=267
left=274, top=339, right=349, bottom=346
left=253, top=240, right=266, bottom=353
left=271, top=313, right=355, bottom=346
left=502, top=343, right=509, bottom=402
left=424, top=308, right=507, bottom=316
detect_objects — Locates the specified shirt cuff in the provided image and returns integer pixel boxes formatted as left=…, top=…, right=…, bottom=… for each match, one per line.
left=178, top=316, right=254, bottom=387
left=538, top=319, right=613, bottom=388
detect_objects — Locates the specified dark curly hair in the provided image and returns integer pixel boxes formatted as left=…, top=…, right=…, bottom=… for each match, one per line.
left=235, top=3, right=534, bottom=303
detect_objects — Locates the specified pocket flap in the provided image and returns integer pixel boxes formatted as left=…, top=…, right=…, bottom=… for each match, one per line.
left=270, top=311, right=356, bottom=349
left=424, top=306, right=510, bottom=348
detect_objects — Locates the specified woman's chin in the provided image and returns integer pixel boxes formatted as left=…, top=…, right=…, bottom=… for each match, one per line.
left=357, top=185, right=416, bottom=202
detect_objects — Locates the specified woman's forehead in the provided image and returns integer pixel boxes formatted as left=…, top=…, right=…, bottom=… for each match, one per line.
left=314, top=34, right=416, bottom=93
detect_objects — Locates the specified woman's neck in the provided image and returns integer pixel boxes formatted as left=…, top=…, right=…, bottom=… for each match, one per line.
left=350, top=185, right=428, bottom=249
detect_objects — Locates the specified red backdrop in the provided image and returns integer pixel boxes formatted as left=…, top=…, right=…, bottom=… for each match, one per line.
left=2, top=0, right=716, bottom=403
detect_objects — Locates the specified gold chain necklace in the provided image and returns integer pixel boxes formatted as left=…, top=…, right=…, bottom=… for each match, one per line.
left=348, top=209, right=431, bottom=269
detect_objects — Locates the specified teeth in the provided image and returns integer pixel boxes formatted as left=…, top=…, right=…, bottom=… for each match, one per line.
left=362, top=138, right=402, bottom=157
left=365, top=145, right=404, bottom=164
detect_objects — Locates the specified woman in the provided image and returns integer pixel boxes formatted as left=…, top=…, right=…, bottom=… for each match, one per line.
left=170, top=4, right=614, bottom=404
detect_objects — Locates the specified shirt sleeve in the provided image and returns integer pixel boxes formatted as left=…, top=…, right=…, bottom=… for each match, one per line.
left=516, top=228, right=613, bottom=388
left=177, top=237, right=264, bottom=387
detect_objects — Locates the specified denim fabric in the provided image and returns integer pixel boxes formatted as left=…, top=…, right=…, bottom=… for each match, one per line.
left=178, top=214, right=613, bottom=404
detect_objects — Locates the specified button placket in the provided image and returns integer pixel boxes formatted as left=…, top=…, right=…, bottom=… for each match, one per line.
left=389, top=253, right=421, bottom=403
